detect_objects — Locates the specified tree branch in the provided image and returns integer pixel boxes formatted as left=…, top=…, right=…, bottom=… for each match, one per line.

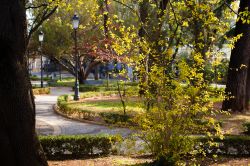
left=25, top=3, right=48, bottom=10
left=26, top=6, right=58, bottom=48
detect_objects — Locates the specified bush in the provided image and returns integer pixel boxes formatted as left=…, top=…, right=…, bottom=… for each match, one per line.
left=39, top=135, right=121, bottom=160
left=243, top=122, right=250, bottom=135
left=78, top=85, right=118, bottom=92
left=197, top=135, right=250, bottom=157
left=77, top=83, right=139, bottom=93
left=99, top=112, right=132, bottom=125
left=32, top=87, right=50, bottom=95
left=30, top=75, right=51, bottom=81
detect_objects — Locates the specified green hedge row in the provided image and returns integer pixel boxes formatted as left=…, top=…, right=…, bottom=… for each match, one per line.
left=39, top=135, right=121, bottom=160
left=197, top=135, right=250, bottom=156
left=32, top=87, right=50, bottom=95
left=38, top=135, right=250, bottom=160
left=30, top=75, right=51, bottom=81
left=78, top=86, right=118, bottom=92
left=76, top=82, right=138, bottom=93
left=243, top=122, right=250, bottom=135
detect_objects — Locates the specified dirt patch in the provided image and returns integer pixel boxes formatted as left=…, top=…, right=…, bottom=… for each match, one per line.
left=208, top=157, right=250, bottom=166
left=213, top=102, right=250, bottom=135
left=48, top=156, right=152, bottom=166
left=48, top=156, right=250, bottom=166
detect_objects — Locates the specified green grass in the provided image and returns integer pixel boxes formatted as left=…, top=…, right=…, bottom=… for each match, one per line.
left=30, top=75, right=51, bottom=81
left=49, top=78, right=75, bottom=87
left=67, top=99, right=143, bottom=115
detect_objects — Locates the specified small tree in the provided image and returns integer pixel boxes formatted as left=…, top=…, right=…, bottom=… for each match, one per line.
left=109, top=0, right=231, bottom=164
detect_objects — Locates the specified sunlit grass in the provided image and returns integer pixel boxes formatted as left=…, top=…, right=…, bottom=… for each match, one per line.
left=67, top=99, right=143, bottom=115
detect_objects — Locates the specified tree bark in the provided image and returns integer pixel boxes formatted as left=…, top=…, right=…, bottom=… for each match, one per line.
left=222, top=0, right=250, bottom=112
left=138, top=0, right=149, bottom=96
left=94, top=65, right=99, bottom=80
left=0, top=1, right=48, bottom=165
left=245, top=60, right=250, bottom=110
left=79, top=61, right=101, bottom=84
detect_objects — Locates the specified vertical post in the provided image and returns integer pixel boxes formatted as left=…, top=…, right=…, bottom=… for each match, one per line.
left=74, top=29, right=80, bottom=100
left=40, top=44, right=43, bottom=88
left=59, top=64, right=62, bottom=81
left=39, top=31, right=44, bottom=88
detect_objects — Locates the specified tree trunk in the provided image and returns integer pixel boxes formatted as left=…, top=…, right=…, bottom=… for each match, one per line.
left=94, top=66, right=99, bottom=80
left=0, top=1, right=48, bottom=165
left=245, top=60, right=250, bottom=110
left=79, top=65, right=86, bottom=84
left=222, top=0, right=250, bottom=112
left=138, top=0, right=149, bottom=96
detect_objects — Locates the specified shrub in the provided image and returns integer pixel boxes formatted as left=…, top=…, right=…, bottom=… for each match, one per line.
left=99, top=112, right=132, bottom=125
left=77, top=83, right=139, bottom=93
left=243, top=122, right=250, bottom=135
left=48, top=78, right=74, bottom=87
left=30, top=75, right=51, bottom=81
left=32, top=87, right=50, bottom=95
left=39, top=135, right=121, bottom=160
left=197, top=135, right=250, bottom=157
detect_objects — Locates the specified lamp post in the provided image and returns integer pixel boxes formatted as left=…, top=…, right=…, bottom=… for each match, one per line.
left=72, top=14, right=80, bottom=100
left=39, top=31, right=44, bottom=88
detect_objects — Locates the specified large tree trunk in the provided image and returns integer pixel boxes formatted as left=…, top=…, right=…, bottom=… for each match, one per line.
left=0, top=1, right=48, bottom=165
left=222, top=0, right=250, bottom=112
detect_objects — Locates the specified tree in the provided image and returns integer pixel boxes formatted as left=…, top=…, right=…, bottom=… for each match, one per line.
left=109, top=0, right=233, bottom=163
left=0, top=0, right=47, bottom=165
left=25, top=0, right=59, bottom=47
left=222, top=0, right=250, bottom=112
left=37, top=0, right=122, bottom=84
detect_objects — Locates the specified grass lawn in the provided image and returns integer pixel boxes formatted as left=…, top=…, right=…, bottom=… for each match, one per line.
left=67, top=97, right=143, bottom=115
left=50, top=78, right=75, bottom=87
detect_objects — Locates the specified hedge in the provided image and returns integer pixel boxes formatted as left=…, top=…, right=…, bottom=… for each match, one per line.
left=243, top=122, right=250, bottom=135
left=32, top=87, right=50, bottom=95
left=38, top=135, right=250, bottom=160
left=30, top=75, right=51, bottom=81
left=197, top=135, right=250, bottom=157
left=76, top=83, right=139, bottom=93
left=39, top=135, right=121, bottom=160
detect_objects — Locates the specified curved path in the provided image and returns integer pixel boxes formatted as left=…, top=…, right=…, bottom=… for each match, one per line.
left=35, top=87, right=131, bottom=136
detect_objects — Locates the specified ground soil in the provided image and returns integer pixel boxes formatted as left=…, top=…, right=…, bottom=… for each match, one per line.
left=214, top=102, right=250, bottom=135
left=48, top=156, right=250, bottom=166
left=48, top=156, right=152, bottom=166
left=209, top=157, right=250, bottom=166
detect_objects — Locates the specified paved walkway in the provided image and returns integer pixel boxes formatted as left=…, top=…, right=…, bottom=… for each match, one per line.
left=35, top=87, right=131, bottom=136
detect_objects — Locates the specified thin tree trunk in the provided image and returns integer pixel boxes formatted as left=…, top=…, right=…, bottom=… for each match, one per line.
left=138, top=0, right=149, bottom=96
left=222, top=0, right=250, bottom=112
left=94, top=66, right=99, bottom=80
left=79, top=65, right=86, bottom=84
left=0, top=1, right=48, bottom=165
left=245, top=60, right=250, bottom=110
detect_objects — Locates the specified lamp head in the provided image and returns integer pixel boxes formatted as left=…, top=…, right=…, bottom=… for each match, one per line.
left=39, top=31, right=44, bottom=42
left=72, top=14, right=80, bottom=29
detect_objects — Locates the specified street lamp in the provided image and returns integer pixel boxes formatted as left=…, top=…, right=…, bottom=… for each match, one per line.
left=39, top=31, right=44, bottom=88
left=72, top=14, right=80, bottom=100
